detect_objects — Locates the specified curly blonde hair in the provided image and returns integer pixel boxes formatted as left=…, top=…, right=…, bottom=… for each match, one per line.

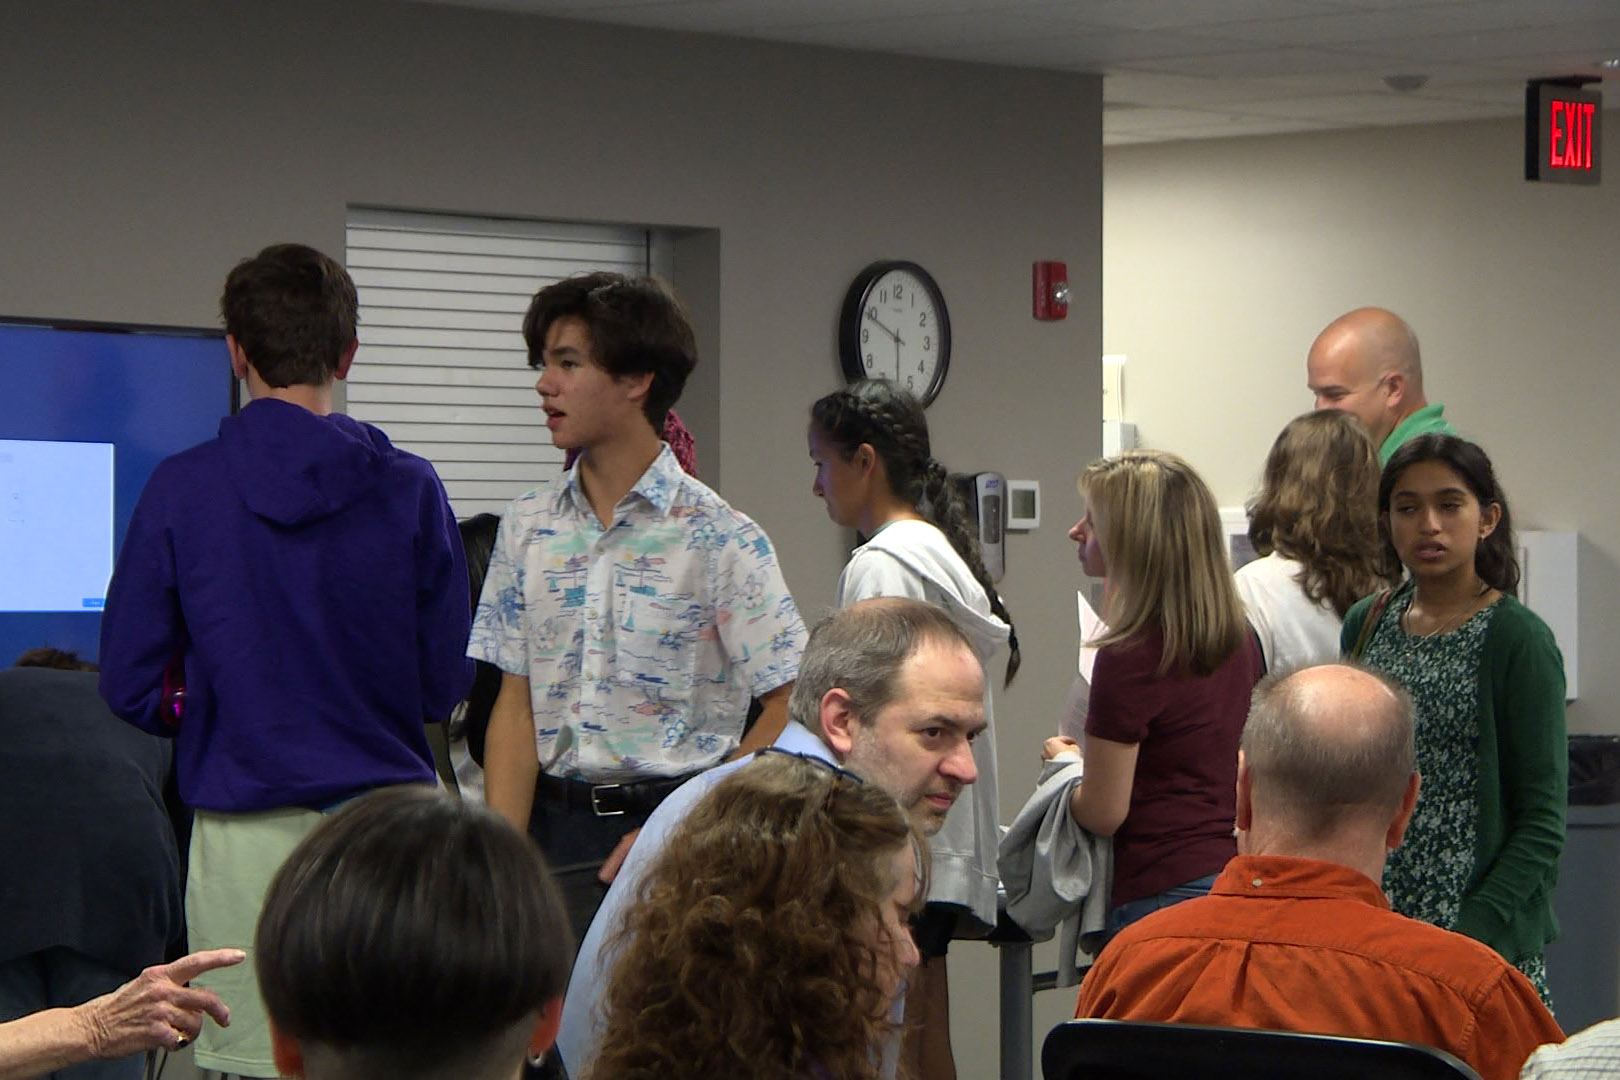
left=583, top=753, right=926, bottom=1080
left=1247, top=410, right=1398, bottom=615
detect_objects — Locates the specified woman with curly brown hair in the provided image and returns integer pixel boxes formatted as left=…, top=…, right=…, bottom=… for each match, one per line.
left=1238, top=409, right=1398, bottom=672
left=582, top=751, right=926, bottom=1080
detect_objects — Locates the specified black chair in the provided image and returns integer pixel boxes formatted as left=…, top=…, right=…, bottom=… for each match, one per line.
left=1042, top=1019, right=1484, bottom=1080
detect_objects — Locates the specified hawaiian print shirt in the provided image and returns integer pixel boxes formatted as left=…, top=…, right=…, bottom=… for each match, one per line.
left=469, top=445, right=806, bottom=782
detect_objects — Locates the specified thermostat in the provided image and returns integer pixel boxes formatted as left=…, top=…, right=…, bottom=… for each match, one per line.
left=1006, top=480, right=1040, bottom=531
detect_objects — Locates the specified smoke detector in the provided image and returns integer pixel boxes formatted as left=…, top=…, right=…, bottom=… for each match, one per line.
left=1382, top=73, right=1430, bottom=93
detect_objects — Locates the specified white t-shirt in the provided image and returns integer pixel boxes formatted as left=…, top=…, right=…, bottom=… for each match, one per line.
left=1233, top=552, right=1343, bottom=674
left=836, top=519, right=1009, bottom=932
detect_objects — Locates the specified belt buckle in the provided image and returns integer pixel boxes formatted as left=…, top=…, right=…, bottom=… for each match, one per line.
left=589, top=783, right=626, bottom=817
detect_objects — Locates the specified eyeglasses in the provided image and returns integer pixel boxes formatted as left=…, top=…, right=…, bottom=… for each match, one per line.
left=753, top=746, right=866, bottom=786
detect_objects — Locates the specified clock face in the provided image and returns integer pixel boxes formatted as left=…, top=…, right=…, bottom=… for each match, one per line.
left=838, top=261, right=951, bottom=406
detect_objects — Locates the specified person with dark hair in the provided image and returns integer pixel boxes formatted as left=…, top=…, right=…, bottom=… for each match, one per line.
left=558, top=597, right=986, bottom=1077
left=520, top=272, right=697, bottom=431
left=449, top=513, right=505, bottom=800
left=12, top=647, right=96, bottom=671
left=1048, top=451, right=1264, bottom=934
left=808, top=378, right=1016, bottom=1077
left=1238, top=409, right=1398, bottom=671
left=99, top=243, right=474, bottom=1077
left=584, top=753, right=925, bottom=1080
left=0, top=649, right=191, bottom=1079
left=256, top=786, right=571, bottom=1080
left=1307, top=306, right=1457, bottom=463
left=217, top=242, right=358, bottom=388
left=470, top=271, right=806, bottom=942
left=1077, top=664, right=1563, bottom=1080
left=1343, top=434, right=1567, bottom=1002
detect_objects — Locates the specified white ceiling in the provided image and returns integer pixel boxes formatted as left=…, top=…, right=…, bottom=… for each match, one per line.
left=412, top=0, right=1619, bottom=143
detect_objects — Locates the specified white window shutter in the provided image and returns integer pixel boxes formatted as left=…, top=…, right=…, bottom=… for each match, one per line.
left=344, top=208, right=650, bottom=518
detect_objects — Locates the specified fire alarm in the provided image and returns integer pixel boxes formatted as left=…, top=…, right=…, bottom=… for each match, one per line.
left=1033, top=261, right=1068, bottom=320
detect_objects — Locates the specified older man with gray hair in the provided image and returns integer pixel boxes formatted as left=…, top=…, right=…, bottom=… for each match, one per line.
left=556, top=596, right=987, bottom=1078
left=1077, top=663, right=1562, bottom=1080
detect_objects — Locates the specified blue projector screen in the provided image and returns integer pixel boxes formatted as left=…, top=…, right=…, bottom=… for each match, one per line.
left=0, top=317, right=235, bottom=666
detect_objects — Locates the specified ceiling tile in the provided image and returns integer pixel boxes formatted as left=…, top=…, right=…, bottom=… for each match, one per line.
left=1111, top=114, right=1356, bottom=140
left=1341, top=20, right=1620, bottom=65
left=1115, top=45, right=1401, bottom=79
left=965, top=28, right=1258, bottom=68
left=1406, top=0, right=1620, bottom=23
left=1216, top=90, right=1501, bottom=122
left=743, top=11, right=1112, bottom=52
left=1024, top=0, right=1349, bottom=33
left=401, top=0, right=1620, bottom=143
left=1420, top=77, right=1551, bottom=107
left=1252, top=61, right=1529, bottom=93
left=1176, top=8, right=1510, bottom=47
left=1103, top=70, right=1323, bottom=106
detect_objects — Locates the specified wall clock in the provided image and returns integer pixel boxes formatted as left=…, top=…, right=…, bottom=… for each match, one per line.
left=838, top=260, right=951, bottom=406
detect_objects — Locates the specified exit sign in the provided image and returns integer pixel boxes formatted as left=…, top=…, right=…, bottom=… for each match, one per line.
left=1526, top=80, right=1601, bottom=185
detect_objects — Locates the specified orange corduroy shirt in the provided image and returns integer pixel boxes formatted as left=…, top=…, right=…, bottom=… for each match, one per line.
left=1076, top=854, right=1564, bottom=1080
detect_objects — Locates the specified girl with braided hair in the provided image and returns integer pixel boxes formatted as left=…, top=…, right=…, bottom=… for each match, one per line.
left=808, top=378, right=1017, bottom=1078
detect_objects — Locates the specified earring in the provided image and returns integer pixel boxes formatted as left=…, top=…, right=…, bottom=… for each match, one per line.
left=527, top=1053, right=547, bottom=1068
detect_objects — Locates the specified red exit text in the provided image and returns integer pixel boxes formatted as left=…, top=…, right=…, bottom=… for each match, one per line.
left=1549, top=99, right=1597, bottom=170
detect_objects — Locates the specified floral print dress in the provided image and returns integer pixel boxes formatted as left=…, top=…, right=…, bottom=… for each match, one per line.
left=1360, top=581, right=1552, bottom=1005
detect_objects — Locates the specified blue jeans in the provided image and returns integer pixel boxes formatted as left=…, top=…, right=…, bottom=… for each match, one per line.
left=1107, top=872, right=1219, bottom=935
left=0, top=948, right=144, bottom=1080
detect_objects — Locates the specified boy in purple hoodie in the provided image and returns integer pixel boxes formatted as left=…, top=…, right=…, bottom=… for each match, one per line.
left=98, top=243, right=473, bottom=1078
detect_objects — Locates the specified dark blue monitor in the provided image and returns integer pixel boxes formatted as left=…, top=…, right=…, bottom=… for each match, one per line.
left=0, top=316, right=236, bottom=666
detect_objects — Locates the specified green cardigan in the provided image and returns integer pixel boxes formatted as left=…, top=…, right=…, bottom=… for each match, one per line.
left=1343, top=588, right=1568, bottom=962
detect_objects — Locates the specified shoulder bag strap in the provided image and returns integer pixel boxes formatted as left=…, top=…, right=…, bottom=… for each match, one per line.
left=1349, top=588, right=1395, bottom=660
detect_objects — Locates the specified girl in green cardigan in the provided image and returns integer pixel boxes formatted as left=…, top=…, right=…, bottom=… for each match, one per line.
left=1344, top=435, right=1566, bottom=1005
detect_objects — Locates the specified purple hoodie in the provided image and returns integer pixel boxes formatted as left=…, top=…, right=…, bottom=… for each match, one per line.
left=99, top=398, right=473, bottom=812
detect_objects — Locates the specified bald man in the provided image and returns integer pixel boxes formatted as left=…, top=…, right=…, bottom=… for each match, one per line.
left=1307, top=307, right=1456, bottom=463
left=1077, top=664, right=1562, bottom=1080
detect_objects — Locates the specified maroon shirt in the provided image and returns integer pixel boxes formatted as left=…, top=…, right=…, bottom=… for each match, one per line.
left=1086, top=628, right=1263, bottom=907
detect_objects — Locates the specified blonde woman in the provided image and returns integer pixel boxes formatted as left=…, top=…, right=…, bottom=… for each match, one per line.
left=1048, top=450, right=1264, bottom=933
left=1238, top=410, right=1398, bottom=672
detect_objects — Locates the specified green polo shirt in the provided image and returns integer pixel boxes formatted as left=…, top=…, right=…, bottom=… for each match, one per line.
left=1380, top=403, right=1457, bottom=464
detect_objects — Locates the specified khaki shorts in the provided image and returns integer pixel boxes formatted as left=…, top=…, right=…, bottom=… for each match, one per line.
left=186, top=807, right=324, bottom=1078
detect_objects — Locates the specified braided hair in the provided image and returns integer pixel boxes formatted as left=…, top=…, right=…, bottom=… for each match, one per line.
left=810, top=379, right=1021, bottom=686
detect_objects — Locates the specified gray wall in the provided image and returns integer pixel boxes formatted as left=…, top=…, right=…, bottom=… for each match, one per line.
left=0, top=1, right=1103, bottom=1071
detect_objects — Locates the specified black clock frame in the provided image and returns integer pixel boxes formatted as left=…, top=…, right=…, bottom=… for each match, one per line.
left=837, top=259, right=952, bottom=407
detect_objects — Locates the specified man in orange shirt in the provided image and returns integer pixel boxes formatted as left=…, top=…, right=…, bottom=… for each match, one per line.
left=1076, top=664, right=1562, bottom=1080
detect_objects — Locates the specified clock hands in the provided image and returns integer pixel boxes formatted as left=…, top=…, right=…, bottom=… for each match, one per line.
left=864, top=310, right=907, bottom=348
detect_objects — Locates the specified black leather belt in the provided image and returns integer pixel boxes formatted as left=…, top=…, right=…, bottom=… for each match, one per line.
left=535, top=771, right=695, bottom=817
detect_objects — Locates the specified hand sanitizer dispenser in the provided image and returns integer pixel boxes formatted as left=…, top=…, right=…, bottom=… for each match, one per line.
left=948, top=471, right=1006, bottom=583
